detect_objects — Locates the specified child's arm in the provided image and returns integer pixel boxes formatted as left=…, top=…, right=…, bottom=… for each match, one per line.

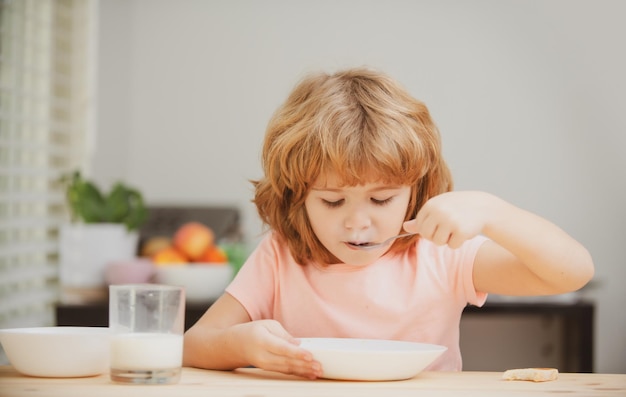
left=183, top=293, right=322, bottom=378
left=403, top=191, right=594, bottom=295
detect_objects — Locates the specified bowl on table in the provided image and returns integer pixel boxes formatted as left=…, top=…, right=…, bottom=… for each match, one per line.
left=299, top=337, right=447, bottom=381
left=154, top=263, right=234, bottom=304
left=0, top=326, right=110, bottom=377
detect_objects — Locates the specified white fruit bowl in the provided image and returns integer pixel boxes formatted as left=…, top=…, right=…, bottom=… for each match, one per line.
left=299, top=338, right=447, bottom=381
left=0, top=326, right=111, bottom=377
left=154, top=263, right=234, bottom=303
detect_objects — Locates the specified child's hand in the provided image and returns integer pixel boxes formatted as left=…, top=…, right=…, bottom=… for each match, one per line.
left=233, top=319, right=322, bottom=379
left=404, top=191, right=498, bottom=248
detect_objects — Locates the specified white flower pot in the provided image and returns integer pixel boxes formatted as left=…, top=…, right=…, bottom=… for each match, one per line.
left=59, top=224, right=139, bottom=289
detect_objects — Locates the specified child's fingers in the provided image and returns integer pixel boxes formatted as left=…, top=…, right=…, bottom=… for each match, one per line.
left=252, top=327, right=322, bottom=378
left=412, top=211, right=438, bottom=242
left=431, top=224, right=452, bottom=246
left=259, top=343, right=322, bottom=379
left=273, top=354, right=322, bottom=379
left=402, top=218, right=419, bottom=233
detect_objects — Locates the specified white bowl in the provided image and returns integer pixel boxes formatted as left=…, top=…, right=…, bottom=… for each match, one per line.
left=154, top=263, right=234, bottom=303
left=0, top=326, right=110, bottom=377
left=299, top=338, right=447, bottom=381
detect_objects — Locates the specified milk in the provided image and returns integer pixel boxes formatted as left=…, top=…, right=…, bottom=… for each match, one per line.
left=111, top=333, right=183, bottom=370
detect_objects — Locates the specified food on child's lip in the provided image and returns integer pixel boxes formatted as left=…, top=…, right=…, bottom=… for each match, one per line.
left=142, top=222, right=229, bottom=266
left=502, top=367, right=559, bottom=382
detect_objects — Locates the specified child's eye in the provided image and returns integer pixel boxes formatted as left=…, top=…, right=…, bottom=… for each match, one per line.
left=371, top=197, right=393, bottom=206
left=322, top=199, right=344, bottom=208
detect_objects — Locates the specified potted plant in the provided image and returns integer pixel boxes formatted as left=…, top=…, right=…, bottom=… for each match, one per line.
left=62, top=171, right=148, bottom=230
left=58, top=171, right=149, bottom=293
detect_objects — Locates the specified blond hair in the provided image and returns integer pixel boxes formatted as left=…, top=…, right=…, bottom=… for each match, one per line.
left=253, top=68, right=452, bottom=264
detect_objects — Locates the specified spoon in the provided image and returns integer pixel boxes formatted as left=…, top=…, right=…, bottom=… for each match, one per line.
left=351, top=232, right=418, bottom=250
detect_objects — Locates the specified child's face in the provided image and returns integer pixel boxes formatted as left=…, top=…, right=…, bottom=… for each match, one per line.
left=304, top=171, right=411, bottom=266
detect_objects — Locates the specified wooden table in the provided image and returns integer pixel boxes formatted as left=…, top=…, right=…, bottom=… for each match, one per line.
left=0, top=366, right=624, bottom=397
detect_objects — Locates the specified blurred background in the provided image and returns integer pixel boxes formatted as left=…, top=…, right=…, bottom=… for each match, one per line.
left=1, top=0, right=624, bottom=373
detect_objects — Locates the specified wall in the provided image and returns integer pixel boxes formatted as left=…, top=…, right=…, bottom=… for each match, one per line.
left=95, top=0, right=626, bottom=373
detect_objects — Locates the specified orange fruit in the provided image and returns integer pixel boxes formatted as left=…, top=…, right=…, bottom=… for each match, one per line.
left=197, top=245, right=228, bottom=263
left=152, top=247, right=188, bottom=265
left=140, top=236, right=172, bottom=257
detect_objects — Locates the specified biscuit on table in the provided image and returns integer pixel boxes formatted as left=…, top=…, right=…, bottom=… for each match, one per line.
left=502, top=368, right=559, bottom=382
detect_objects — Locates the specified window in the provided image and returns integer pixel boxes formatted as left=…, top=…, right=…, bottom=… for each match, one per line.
left=0, top=0, right=96, bottom=363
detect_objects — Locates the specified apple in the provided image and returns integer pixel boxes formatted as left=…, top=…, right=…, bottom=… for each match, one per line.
left=173, top=222, right=215, bottom=261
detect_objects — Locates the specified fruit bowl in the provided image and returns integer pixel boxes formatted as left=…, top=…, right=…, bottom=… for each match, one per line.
left=154, top=263, right=234, bottom=303
left=0, top=326, right=110, bottom=377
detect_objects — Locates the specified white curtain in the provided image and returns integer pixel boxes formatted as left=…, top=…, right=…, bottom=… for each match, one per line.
left=0, top=0, right=96, bottom=363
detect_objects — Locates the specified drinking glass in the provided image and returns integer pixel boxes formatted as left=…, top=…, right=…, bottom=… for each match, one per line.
left=109, top=284, right=185, bottom=384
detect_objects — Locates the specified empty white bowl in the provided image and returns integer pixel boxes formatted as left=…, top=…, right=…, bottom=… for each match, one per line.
left=0, top=326, right=110, bottom=377
left=154, top=263, right=234, bottom=303
left=299, top=337, right=447, bottom=381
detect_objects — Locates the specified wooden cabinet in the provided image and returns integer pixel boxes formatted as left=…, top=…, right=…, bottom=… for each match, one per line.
left=56, top=300, right=593, bottom=373
left=460, top=301, right=593, bottom=372
left=56, top=301, right=211, bottom=333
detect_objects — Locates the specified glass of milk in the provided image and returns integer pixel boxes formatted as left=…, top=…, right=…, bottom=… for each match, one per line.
left=109, top=284, right=185, bottom=384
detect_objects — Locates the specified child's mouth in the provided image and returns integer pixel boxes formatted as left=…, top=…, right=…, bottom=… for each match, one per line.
left=346, top=241, right=374, bottom=248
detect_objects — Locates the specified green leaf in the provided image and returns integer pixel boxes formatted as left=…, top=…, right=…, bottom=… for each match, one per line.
left=103, top=183, right=131, bottom=222
left=60, top=171, right=148, bottom=230
left=65, top=174, right=106, bottom=222
left=121, top=188, right=148, bottom=231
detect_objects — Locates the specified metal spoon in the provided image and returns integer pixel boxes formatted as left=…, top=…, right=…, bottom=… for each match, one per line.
left=351, top=232, right=418, bottom=250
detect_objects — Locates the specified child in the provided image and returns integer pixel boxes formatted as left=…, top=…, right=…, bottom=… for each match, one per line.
left=183, top=68, right=594, bottom=379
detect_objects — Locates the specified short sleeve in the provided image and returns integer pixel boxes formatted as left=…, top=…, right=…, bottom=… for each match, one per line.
left=225, top=234, right=278, bottom=320
left=461, top=235, right=489, bottom=307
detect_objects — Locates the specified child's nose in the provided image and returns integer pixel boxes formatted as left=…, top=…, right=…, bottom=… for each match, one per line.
left=344, top=207, right=372, bottom=230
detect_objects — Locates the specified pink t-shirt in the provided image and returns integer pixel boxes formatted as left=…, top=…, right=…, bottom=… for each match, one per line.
left=226, top=232, right=488, bottom=371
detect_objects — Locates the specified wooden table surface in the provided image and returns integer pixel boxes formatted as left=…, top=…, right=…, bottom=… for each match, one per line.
left=0, top=365, right=624, bottom=397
